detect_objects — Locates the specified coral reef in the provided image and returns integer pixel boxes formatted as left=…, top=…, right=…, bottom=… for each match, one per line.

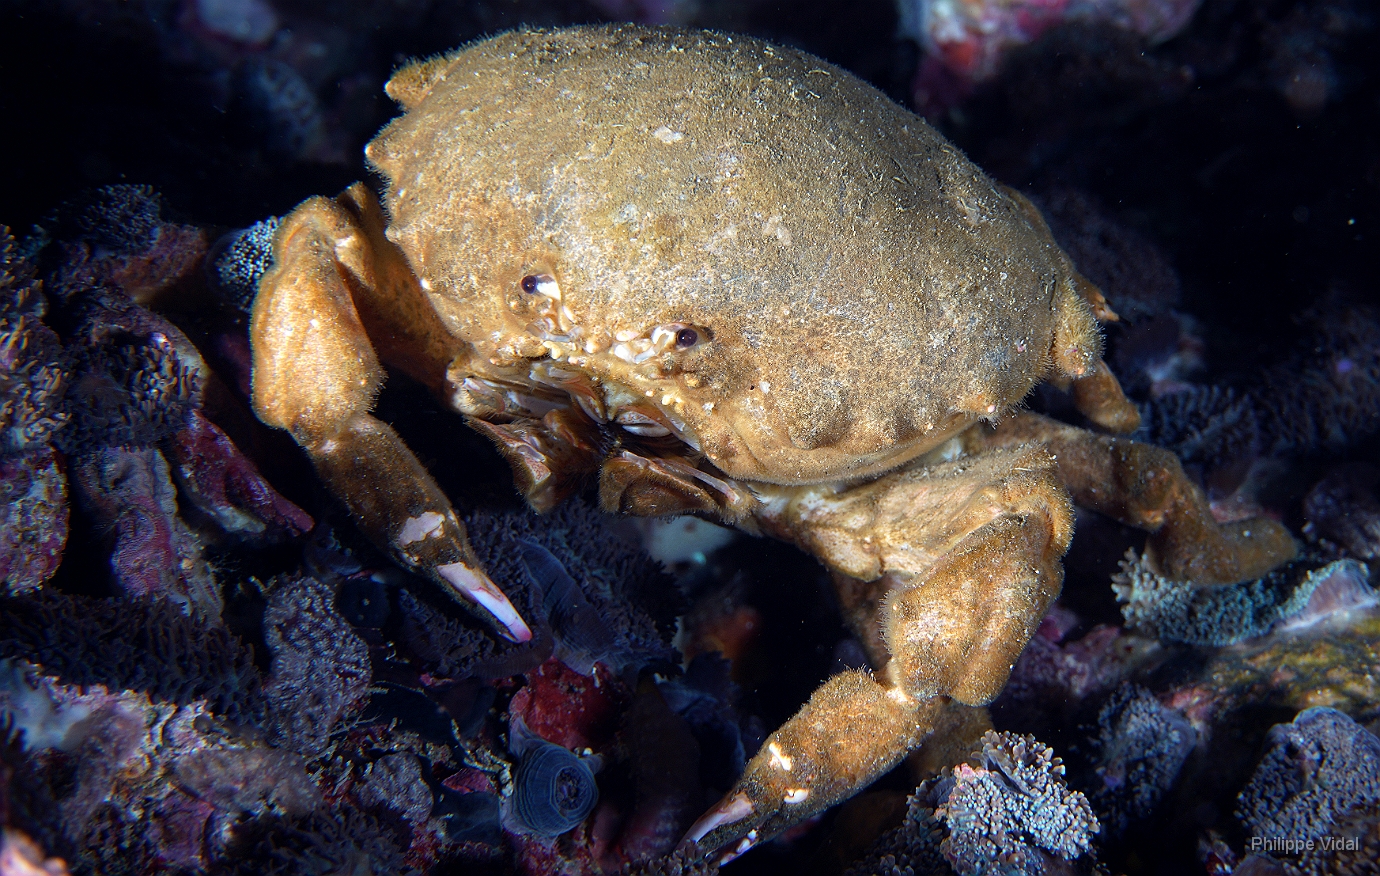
left=1140, top=306, right=1380, bottom=468
left=900, top=0, right=1203, bottom=108
left=0, top=451, right=68, bottom=596
left=207, top=217, right=280, bottom=312
left=1085, top=684, right=1196, bottom=836
left=71, top=446, right=222, bottom=617
left=937, top=731, right=1099, bottom=875
left=261, top=575, right=371, bottom=754
left=1, top=1, right=1378, bottom=873
left=1303, top=463, right=1380, bottom=561
left=1237, top=707, right=1380, bottom=839
left=1113, top=551, right=1375, bottom=646
left=0, top=589, right=264, bottom=723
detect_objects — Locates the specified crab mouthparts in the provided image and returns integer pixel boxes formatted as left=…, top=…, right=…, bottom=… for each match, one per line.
left=438, top=561, right=534, bottom=643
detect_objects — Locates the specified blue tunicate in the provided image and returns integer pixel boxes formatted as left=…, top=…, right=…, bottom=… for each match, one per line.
left=512, top=738, right=599, bottom=836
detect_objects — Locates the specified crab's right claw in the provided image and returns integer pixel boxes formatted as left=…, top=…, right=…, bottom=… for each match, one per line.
left=685, top=671, right=940, bottom=863
left=251, top=189, right=532, bottom=644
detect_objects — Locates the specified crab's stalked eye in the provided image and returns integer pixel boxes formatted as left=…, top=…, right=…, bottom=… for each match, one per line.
left=520, top=273, right=561, bottom=300
left=674, top=327, right=700, bottom=349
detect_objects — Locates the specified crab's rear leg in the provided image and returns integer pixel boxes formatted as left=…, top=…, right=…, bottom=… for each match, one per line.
left=251, top=184, right=531, bottom=642
left=972, top=412, right=1296, bottom=584
left=687, top=446, right=1072, bottom=860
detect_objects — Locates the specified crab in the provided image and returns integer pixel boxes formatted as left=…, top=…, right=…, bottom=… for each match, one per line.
left=249, top=24, right=1297, bottom=862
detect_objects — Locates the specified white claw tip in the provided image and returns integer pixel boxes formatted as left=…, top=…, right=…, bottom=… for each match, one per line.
left=437, top=562, right=533, bottom=643
left=685, top=792, right=754, bottom=844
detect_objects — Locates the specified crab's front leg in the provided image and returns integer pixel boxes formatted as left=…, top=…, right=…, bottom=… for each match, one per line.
left=687, top=446, right=1073, bottom=860
left=251, top=184, right=531, bottom=642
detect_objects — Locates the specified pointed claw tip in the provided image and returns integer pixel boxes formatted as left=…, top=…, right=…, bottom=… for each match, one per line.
left=438, top=561, right=533, bottom=642
left=685, top=791, right=754, bottom=845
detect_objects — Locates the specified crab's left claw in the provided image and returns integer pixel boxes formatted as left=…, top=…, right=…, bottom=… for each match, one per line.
left=685, top=672, right=945, bottom=863
left=251, top=185, right=532, bottom=644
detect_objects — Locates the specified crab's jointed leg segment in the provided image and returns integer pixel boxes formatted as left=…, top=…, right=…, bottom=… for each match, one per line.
left=971, top=413, right=1297, bottom=584
left=689, top=446, right=1073, bottom=859
left=250, top=185, right=531, bottom=642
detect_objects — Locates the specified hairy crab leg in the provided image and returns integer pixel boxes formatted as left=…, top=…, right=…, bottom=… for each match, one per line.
left=969, top=412, right=1297, bottom=584
left=251, top=185, right=531, bottom=642
left=688, top=445, right=1073, bottom=860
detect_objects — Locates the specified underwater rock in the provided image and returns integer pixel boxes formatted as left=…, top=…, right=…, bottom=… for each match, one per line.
left=0, top=450, right=68, bottom=595
left=167, top=410, right=312, bottom=542
left=508, top=659, right=627, bottom=756
left=1237, top=707, right=1380, bottom=864
left=937, top=731, right=1099, bottom=875
left=900, top=0, right=1203, bottom=92
left=1113, top=550, right=1375, bottom=645
left=71, top=445, right=222, bottom=618
left=1086, top=684, right=1196, bottom=837
left=262, top=574, right=371, bottom=755
left=0, top=589, right=264, bottom=722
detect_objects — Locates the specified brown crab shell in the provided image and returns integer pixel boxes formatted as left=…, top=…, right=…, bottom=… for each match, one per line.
left=365, top=24, right=1100, bottom=485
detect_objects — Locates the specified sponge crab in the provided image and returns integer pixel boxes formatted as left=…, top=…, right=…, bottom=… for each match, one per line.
left=249, top=24, right=1295, bottom=860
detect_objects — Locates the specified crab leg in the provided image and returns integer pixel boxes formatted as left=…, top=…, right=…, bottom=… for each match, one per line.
left=688, top=445, right=1072, bottom=860
left=969, top=412, right=1297, bottom=584
left=251, top=185, right=531, bottom=642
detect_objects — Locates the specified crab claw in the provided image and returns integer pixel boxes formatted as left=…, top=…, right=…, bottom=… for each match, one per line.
left=437, top=560, right=532, bottom=643
left=684, top=670, right=943, bottom=863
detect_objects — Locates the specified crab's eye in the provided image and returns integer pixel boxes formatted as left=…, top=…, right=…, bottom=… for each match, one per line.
left=520, top=275, right=539, bottom=293
left=674, top=327, right=700, bottom=349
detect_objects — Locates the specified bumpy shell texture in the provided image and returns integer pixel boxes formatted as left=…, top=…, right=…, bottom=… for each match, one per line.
left=368, top=25, right=1095, bottom=484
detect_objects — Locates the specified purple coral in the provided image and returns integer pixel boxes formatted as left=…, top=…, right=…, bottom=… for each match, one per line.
left=1087, top=684, right=1196, bottom=836
left=71, top=446, right=222, bottom=617
left=937, top=730, right=1099, bottom=875
left=262, top=574, right=372, bottom=755
left=1141, top=306, right=1380, bottom=467
left=1112, top=550, right=1375, bottom=645
left=1236, top=707, right=1380, bottom=843
left=0, top=450, right=68, bottom=595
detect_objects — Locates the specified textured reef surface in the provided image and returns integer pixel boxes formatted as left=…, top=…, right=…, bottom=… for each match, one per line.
left=1, top=1, right=1378, bottom=875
